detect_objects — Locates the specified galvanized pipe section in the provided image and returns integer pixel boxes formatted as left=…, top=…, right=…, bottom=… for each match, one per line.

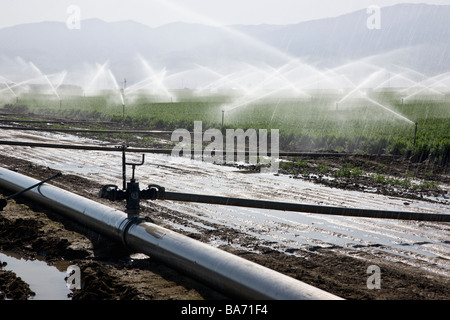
left=0, top=167, right=342, bottom=300
left=126, top=222, right=340, bottom=300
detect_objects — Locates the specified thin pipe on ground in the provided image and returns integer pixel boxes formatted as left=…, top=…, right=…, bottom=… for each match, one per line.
left=0, top=140, right=399, bottom=158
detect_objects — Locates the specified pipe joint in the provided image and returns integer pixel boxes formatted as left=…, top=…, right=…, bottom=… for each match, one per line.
left=119, top=216, right=153, bottom=250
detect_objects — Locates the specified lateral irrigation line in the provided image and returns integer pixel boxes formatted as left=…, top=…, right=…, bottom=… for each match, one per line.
left=0, top=119, right=114, bottom=125
left=0, top=125, right=173, bottom=135
left=159, top=191, right=450, bottom=222
left=0, top=140, right=399, bottom=158
left=0, top=140, right=170, bottom=153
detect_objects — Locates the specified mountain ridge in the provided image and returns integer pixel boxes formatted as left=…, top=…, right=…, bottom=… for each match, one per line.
left=0, top=3, right=449, bottom=80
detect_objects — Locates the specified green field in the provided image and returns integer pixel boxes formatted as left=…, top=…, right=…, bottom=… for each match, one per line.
left=1, top=89, right=449, bottom=164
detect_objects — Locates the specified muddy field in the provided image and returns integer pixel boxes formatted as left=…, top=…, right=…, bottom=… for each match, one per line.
left=0, top=115, right=449, bottom=302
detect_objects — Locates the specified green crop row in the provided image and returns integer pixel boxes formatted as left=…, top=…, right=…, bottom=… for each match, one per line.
left=1, top=91, right=449, bottom=164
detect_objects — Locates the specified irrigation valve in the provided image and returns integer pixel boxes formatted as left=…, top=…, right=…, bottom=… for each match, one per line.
left=98, top=153, right=165, bottom=219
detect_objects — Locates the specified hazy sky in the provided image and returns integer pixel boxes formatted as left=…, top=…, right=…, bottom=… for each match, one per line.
left=1, top=0, right=449, bottom=29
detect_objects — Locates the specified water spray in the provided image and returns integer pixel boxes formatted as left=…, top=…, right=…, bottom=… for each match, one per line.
left=29, top=62, right=62, bottom=104
left=1, top=79, right=18, bottom=103
left=364, top=96, right=415, bottom=125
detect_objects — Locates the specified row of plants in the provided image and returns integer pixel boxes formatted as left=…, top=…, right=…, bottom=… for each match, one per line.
left=2, top=92, right=449, bottom=164
left=279, top=160, right=442, bottom=191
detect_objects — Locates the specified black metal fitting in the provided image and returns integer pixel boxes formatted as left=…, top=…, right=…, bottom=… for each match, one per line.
left=98, top=184, right=125, bottom=201
left=99, top=182, right=165, bottom=217
left=99, top=152, right=162, bottom=218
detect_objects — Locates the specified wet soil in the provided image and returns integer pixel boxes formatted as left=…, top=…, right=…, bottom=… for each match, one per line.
left=0, top=260, right=35, bottom=300
left=1, top=155, right=449, bottom=301
left=0, top=112, right=449, bottom=301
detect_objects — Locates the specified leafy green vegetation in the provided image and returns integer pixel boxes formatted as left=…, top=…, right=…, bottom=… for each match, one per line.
left=2, top=89, right=449, bottom=164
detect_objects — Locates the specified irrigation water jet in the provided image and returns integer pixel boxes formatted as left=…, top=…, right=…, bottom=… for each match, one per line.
left=364, top=96, right=415, bottom=125
left=29, top=62, right=62, bottom=103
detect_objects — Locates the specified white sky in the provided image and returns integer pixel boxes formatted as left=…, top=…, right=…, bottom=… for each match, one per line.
left=0, top=0, right=449, bottom=29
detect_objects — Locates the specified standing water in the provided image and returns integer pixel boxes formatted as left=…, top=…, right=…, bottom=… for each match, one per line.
left=0, top=251, right=72, bottom=300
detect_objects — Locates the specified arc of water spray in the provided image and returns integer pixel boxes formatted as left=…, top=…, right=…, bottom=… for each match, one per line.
left=154, top=0, right=314, bottom=73
left=0, top=78, right=18, bottom=99
left=364, top=96, right=415, bottom=124
left=336, top=72, right=414, bottom=125
left=0, top=77, right=40, bottom=94
left=395, top=65, right=446, bottom=97
left=123, top=75, right=155, bottom=94
left=137, top=56, right=174, bottom=101
left=244, top=63, right=311, bottom=98
left=225, top=80, right=309, bottom=112
left=54, top=71, right=68, bottom=90
left=403, top=85, right=445, bottom=101
left=125, top=69, right=169, bottom=97
left=194, top=64, right=250, bottom=93
left=427, top=71, right=450, bottom=88
left=84, top=61, right=109, bottom=95
left=337, top=69, right=385, bottom=104
left=29, top=62, right=61, bottom=102
left=373, top=72, right=418, bottom=90
left=402, top=72, right=450, bottom=101
left=107, top=69, right=125, bottom=106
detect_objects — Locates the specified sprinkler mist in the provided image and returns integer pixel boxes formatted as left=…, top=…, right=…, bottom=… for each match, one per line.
left=29, top=62, right=62, bottom=107
left=1, top=80, right=19, bottom=104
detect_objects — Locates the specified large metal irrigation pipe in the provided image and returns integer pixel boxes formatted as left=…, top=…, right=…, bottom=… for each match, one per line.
left=159, top=191, right=450, bottom=222
left=0, top=167, right=342, bottom=300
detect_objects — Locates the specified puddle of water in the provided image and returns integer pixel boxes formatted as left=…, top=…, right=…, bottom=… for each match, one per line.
left=0, top=251, right=72, bottom=300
